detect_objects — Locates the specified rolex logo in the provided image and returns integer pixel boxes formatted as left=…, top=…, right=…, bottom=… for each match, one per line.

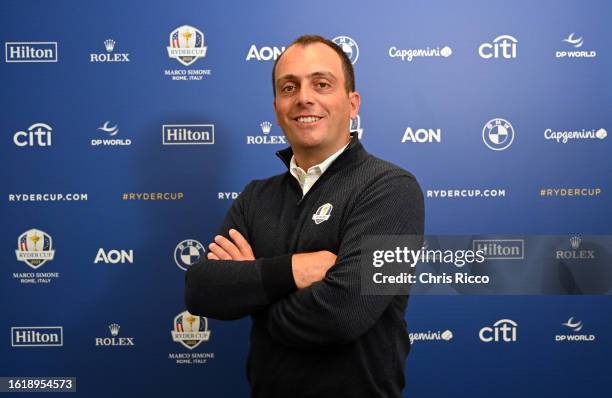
left=95, top=323, right=134, bottom=346
left=104, top=39, right=116, bottom=52
left=108, top=323, right=120, bottom=336
left=260, top=121, right=272, bottom=134
left=570, top=236, right=581, bottom=250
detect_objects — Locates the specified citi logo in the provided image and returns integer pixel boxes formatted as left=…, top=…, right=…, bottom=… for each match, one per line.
left=5, top=42, right=58, bottom=62
left=94, top=248, right=134, bottom=264
left=401, top=127, right=441, bottom=143
left=14, top=123, right=52, bottom=147
left=478, top=35, right=517, bottom=59
left=11, top=326, right=63, bottom=347
left=246, top=45, right=285, bottom=61
left=162, top=124, right=214, bottom=145
left=479, top=319, right=517, bottom=342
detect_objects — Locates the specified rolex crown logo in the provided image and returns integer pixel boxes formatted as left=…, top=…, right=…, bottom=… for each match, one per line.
left=570, top=236, right=581, bottom=250
left=104, top=39, right=116, bottom=52
left=260, top=121, right=272, bottom=135
left=108, top=323, right=120, bottom=336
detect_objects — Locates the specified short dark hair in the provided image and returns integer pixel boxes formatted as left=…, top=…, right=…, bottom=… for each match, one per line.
left=272, top=35, right=356, bottom=97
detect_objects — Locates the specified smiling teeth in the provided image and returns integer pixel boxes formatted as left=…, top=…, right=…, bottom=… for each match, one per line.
left=297, top=116, right=321, bottom=123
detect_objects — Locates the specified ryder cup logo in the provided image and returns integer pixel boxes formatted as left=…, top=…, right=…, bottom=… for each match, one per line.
left=332, top=36, right=359, bottom=64
left=312, top=203, right=333, bottom=225
left=482, top=118, right=514, bottom=151
left=167, top=25, right=207, bottom=66
left=15, top=229, right=55, bottom=269
left=171, top=311, right=211, bottom=350
left=174, top=239, right=205, bottom=270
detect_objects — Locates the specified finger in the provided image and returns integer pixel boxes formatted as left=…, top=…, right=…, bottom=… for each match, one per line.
left=208, top=242, right=232, bottom=260
left=214, top=235, right=242, bottom=259
left=207, top=252, right=220, bottom=260
left=229, top=229, right=254, bottom=258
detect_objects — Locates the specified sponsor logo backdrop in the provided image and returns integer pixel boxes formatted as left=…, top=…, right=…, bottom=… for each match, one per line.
left=1, top=0, right=610, bottom=397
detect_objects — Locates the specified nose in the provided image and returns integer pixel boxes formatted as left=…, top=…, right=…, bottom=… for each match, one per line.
left=296, top=85, right=315, bottom=106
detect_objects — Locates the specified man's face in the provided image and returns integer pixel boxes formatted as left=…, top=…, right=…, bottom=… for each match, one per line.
left=273, top=43, right=360, bottom=155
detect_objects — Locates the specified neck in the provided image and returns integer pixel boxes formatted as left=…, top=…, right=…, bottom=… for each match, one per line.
left=292, top=136, right=351, bottom=170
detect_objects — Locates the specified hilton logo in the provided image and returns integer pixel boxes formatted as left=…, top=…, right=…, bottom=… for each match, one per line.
left=472, top=239, right=524, bottom=260
left=11, top=326, right=63, bottom=347
left=162, top=124, right=214, bottom=145
left=5, top=42, right=58, bottom=62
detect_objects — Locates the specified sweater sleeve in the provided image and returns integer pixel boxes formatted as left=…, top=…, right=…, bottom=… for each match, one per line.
left=265, top=175, right=424, bottom=347
left=185, top=181, right=297, bottom=320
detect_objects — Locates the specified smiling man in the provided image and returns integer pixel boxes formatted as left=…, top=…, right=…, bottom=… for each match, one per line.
left=185, top=35, right=424, bottom=398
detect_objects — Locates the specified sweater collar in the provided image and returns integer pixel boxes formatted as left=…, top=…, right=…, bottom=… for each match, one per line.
left=276, top=132, right=366, bottom=170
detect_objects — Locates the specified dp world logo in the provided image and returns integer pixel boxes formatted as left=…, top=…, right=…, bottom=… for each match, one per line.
left=174, top=239, right=205, bottom=270
left=332, top=36, right=359, bottom=64
left=482, top=118, right=514, bottom=151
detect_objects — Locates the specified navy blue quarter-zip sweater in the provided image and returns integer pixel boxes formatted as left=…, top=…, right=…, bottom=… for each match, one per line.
left=185, top=135, right=424, bottom=398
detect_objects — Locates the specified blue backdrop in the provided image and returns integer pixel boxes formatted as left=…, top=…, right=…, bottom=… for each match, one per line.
left=1, top=0, right=611, bottom=396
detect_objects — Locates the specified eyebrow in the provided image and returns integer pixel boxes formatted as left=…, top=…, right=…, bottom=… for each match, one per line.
left=276, top=71, right=337, bottom=85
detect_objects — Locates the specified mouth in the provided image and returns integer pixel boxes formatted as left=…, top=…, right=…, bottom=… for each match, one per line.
left=293, top=115, right=323, bottom=125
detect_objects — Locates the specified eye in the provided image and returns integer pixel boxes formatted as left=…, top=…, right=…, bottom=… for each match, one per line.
left=281, top=83, right=296, bottom=93
left=316, top=81, right=331, bottom=89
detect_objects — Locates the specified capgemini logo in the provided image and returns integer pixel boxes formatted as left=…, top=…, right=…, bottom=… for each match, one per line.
left=440, top=46, right=453, bottom=57
left=596, top=128, right=607, bottom=140
left=563, top=33, right=584, bottom=48
left=562, top=317, right=583, bottom=332
left=260, top=121, right=272, bottom=135
left=104, top=39, right=116, bottom=52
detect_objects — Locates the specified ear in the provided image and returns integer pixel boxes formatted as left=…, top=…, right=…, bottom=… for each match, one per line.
left=348, top=91, right=361, bottom=119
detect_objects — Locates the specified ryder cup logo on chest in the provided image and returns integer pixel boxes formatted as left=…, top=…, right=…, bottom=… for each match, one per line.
left=312, top=203, right=333, bottom=225
left=164, top=25, right=211, bottom=81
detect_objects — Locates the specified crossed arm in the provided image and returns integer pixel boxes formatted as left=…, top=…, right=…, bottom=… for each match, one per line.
left=207, top=228, right=336, bottom=290
left=185, top=176, right=424, bottom=347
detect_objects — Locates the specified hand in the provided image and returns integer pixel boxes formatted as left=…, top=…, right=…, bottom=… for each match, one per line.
left=207, top=229, right=255, bottom=261
left=291, top=251, right=337, bottom=289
